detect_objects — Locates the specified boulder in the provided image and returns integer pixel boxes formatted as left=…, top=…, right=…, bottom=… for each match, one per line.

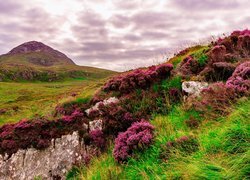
left=182, top=81, right=208, bottom=96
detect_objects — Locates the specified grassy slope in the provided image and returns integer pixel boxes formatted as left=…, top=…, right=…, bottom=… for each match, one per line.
left=68, top=97, right=249, bottom=180
left=0, top=79, right=107, bottom=125
left=0, top=51, right=116, bottom=124
left=0, top=52, right=116, bottom=81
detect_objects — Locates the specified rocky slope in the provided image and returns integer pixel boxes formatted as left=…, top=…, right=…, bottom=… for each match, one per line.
left=0, top=41, right=116, bottom=81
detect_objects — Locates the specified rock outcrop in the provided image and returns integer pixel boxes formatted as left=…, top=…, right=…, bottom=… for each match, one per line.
left=0, top=132, right=96, bottom=180
left=182, top=81, right=208, bottom=96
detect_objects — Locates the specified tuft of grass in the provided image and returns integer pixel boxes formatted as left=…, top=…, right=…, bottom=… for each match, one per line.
left=161, top=76, right=182, bottom=91
left=191, top=46, right=209, bottom=66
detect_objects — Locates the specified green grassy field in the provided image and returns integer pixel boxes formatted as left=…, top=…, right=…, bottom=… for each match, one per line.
left=0, top=78, right=105, bottom=125
left=68, top=97, right=250, bottom=180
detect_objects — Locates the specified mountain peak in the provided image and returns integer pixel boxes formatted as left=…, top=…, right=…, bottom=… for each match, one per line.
left=5, top=41, right=75, bottom=65
left=8, top=41, right=54, bottom=54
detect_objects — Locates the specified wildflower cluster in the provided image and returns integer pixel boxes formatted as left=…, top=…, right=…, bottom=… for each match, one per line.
left=226, top=61, right=250, bottom=94
left=113, top=121, right=154, bottom=162
left=103, top=63, right=173, bottom=94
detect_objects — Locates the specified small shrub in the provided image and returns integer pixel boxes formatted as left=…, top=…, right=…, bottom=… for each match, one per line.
left=89, top=130, right=106, bottom=149
left=103, top=63, right=173, bottom=94
left=187, top=82, right=238, bottom=117
left=226, top=61, right=250, bottom=94
left=113, top=121, right=154, bottom=163
left=0, top=109, right=88, bottom=156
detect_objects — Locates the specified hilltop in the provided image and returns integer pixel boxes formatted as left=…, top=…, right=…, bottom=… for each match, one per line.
left=0, top=41, right=116, bottom=81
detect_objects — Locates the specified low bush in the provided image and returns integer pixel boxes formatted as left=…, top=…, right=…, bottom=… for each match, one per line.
left=0, top=109, right=88, bottom=156
left=113, top=121, right=154, bottom=163
left=187, top=82, right=238, bottom=117
left=89, top=129, right=106, bottom=149
left=226, top=61, right=250, bottom=94
left=103, top=63, right=173, bottom=94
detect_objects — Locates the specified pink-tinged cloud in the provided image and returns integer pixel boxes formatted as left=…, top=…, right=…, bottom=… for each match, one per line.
left=0, top=0, right=249, bottom=71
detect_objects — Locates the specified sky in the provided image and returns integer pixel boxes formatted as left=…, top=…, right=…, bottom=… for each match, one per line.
left=0, top=0, right=249, bottom=71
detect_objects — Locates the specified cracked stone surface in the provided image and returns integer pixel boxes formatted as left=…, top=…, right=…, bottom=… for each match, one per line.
left=0, top=132, right=93, bottom=180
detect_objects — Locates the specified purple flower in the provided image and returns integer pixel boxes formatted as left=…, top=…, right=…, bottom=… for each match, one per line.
left=113, top=120, right=154, bottom=162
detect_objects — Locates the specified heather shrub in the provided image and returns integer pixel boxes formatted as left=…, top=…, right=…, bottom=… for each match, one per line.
left=113, top=121, right=154, bottom=162
left=187, top=82, right=238, bottom=117
left=208, top=45, right=227, bottom=63
left=214, top=29, right=250, bottom=59
left=226, top=61, right=250, bottom=94
left=121, top=90, right=167, bottom=117
left=0, top=109, right=88, bottom=156
left=87, top=100, right=137, bottom=136
left=55, top=98, right=90, bottom=117
left=179, top=56, right=199, bottom=77
left=103, top=63, right=173, bottom=94
left=89, top=129, right=106, bottom=149
left=160, top=76, right=183, bottom=105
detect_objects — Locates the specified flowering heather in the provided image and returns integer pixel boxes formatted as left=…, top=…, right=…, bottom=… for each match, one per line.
left=89, top=129, right=106, bottom=149
left=101, top=103, right=136, bottom=135
left=214, top=29, right=250, bottom=58
left=113, top=121, right=154, bottom=162
left=85, top=97, right=119, bottom=117
left=179, top=56, right=200, bottom=77
left=231, top=29, right=250, bottom=36
left=188, top=82, right=237, bottom=117
left=103, top=63, right=173, bottom=94
left=0, top=110, right=88, bottom=156
left=62, top=109, right=83, bottom=123
left=226, top=61, right=250, bottom=94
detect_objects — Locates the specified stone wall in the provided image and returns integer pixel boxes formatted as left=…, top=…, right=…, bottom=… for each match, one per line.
left=0, top=131, right=94, bottom=180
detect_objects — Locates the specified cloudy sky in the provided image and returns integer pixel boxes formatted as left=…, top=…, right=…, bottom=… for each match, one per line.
left=0, top=0, right=249, bottom=71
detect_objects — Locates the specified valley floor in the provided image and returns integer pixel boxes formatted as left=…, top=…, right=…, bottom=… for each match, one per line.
left=0, top=79, right=104, bottom=125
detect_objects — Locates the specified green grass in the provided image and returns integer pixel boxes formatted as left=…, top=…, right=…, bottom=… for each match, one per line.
left=168, top=45, right=210, bottom=68
left=71, top=97, right=250, bottom=179
left=0, top=79, right=106, bottom=125
left=191, top=46, right=209, bottom=66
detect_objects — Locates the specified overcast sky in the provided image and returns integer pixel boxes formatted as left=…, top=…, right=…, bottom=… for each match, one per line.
left=0, top=0, right=249, bottom=71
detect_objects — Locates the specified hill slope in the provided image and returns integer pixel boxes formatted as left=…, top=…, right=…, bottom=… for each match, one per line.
left=0, top=41, right=116, bottom=81
left=0, top=29, right=249, bottom=179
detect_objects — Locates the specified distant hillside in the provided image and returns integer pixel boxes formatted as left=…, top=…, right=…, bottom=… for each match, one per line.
left=0, top=41, right=116, bottom=81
